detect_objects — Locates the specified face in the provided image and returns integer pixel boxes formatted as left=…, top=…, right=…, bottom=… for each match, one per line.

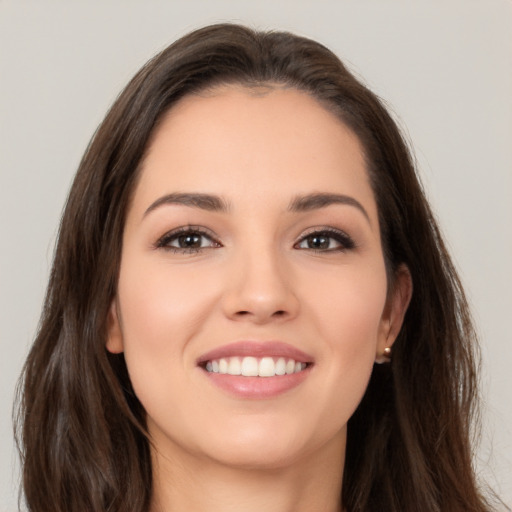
left=107, top=86, right=410, bottom=471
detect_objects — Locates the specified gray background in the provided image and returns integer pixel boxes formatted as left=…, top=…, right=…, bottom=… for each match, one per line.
left=1, top=1, right=511, bottom=509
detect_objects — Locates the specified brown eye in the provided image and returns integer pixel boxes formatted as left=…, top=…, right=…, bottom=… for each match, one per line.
left=303, top=234, right=332, bottom=250
left=156, top=227, right=220, bottom=253
left=176, top=233, right=203, bottom=248
left=295, top=229, right=355, bottom=252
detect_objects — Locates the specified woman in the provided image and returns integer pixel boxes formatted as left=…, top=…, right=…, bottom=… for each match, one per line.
left=15, top=23, right=494, bottom=511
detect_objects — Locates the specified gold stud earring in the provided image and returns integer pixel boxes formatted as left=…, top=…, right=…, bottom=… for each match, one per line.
left=375, top=346, right=392, bottom=364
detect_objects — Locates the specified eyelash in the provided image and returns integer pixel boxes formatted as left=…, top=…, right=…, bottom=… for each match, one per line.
left=155, top=225, right=221, bottom=254
left=293, top=227, right=355, bottom=253
left=154, top=226, right=355, bottom=255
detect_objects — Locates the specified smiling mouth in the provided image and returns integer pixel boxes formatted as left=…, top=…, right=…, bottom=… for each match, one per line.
left=201, top=356, right=310, bottom=377
left=197, top=342, right=314, bottom=398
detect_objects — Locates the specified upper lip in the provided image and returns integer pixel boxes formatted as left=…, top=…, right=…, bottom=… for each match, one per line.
left=196, top=341, right=314, bottom=365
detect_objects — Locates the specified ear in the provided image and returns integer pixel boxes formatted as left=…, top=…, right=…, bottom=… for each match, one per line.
left=106, top=299, right=124, bottom=354
left=376, top=264, right=412, bottom=363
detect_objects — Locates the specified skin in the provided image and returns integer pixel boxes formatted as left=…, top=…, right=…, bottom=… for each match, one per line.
left=107, top=86, right=412, bottom=512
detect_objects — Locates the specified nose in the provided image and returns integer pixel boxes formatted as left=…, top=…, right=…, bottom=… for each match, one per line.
left=221, top=247, right=300, bottom=325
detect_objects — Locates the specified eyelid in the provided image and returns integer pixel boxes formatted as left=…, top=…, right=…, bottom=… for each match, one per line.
left=153, top=224, right=355, bottom=254
left=294, top=226, right=356, bottom=251
left=154, top=225, right=222, bottom=252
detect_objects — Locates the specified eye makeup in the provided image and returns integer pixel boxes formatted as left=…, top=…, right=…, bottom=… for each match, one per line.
left=154, top=225, right=221, bottom=254
left=153, top=223, right=356, bottom=256
left=294, top=226, right=356, bottom=253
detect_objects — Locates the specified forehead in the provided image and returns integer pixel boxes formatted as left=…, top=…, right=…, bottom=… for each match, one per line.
left=132, top=86, right=376, bottom=219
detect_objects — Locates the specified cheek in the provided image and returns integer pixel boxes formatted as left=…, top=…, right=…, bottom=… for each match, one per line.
left=306, top=259, right=388, bottom=347
left=303, top=261, right=388, bottom=400
left=118, top=256, right=219, bottom=346
left=115, top=257, right=222, bottom=400
left=115, top=258, right=226, bottom=448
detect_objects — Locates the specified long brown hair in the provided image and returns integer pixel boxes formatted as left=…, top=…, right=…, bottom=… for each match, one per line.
left=15, top=23, right=493, bottom=511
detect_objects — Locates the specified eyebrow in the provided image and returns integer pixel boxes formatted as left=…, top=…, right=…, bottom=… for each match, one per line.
left=288, top=193, right=370, bottom=222
left=143, top=192, right=230, bottom=217
left=143, top=191, right=370, bottom=223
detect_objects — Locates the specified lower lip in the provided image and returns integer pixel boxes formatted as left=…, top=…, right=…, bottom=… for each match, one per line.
left=201, top=366, right=312, bottom=399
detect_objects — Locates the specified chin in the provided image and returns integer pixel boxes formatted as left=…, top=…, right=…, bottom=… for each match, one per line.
left=205, top=442, right=306, bottom=471
left=195, top=418, right=333, bottom=471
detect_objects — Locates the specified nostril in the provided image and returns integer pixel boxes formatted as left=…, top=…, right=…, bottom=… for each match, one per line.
left=234, top=309, right=287, bottom=319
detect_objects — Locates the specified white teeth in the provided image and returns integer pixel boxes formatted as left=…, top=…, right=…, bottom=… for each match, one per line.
left=218, top=358, right=228, bottom=374
left=275, top=357, right=286, bottom=376
left=205, top=356, right=308, bottom=377
left=258, top=357, right=275, bottom=377
left=241, top=356, right=259, bottom=376
left=227, top=357, right=241, bottom=375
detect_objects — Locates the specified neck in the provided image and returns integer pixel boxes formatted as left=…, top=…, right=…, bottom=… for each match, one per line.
left=149, top=432, right=345, bottom=512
